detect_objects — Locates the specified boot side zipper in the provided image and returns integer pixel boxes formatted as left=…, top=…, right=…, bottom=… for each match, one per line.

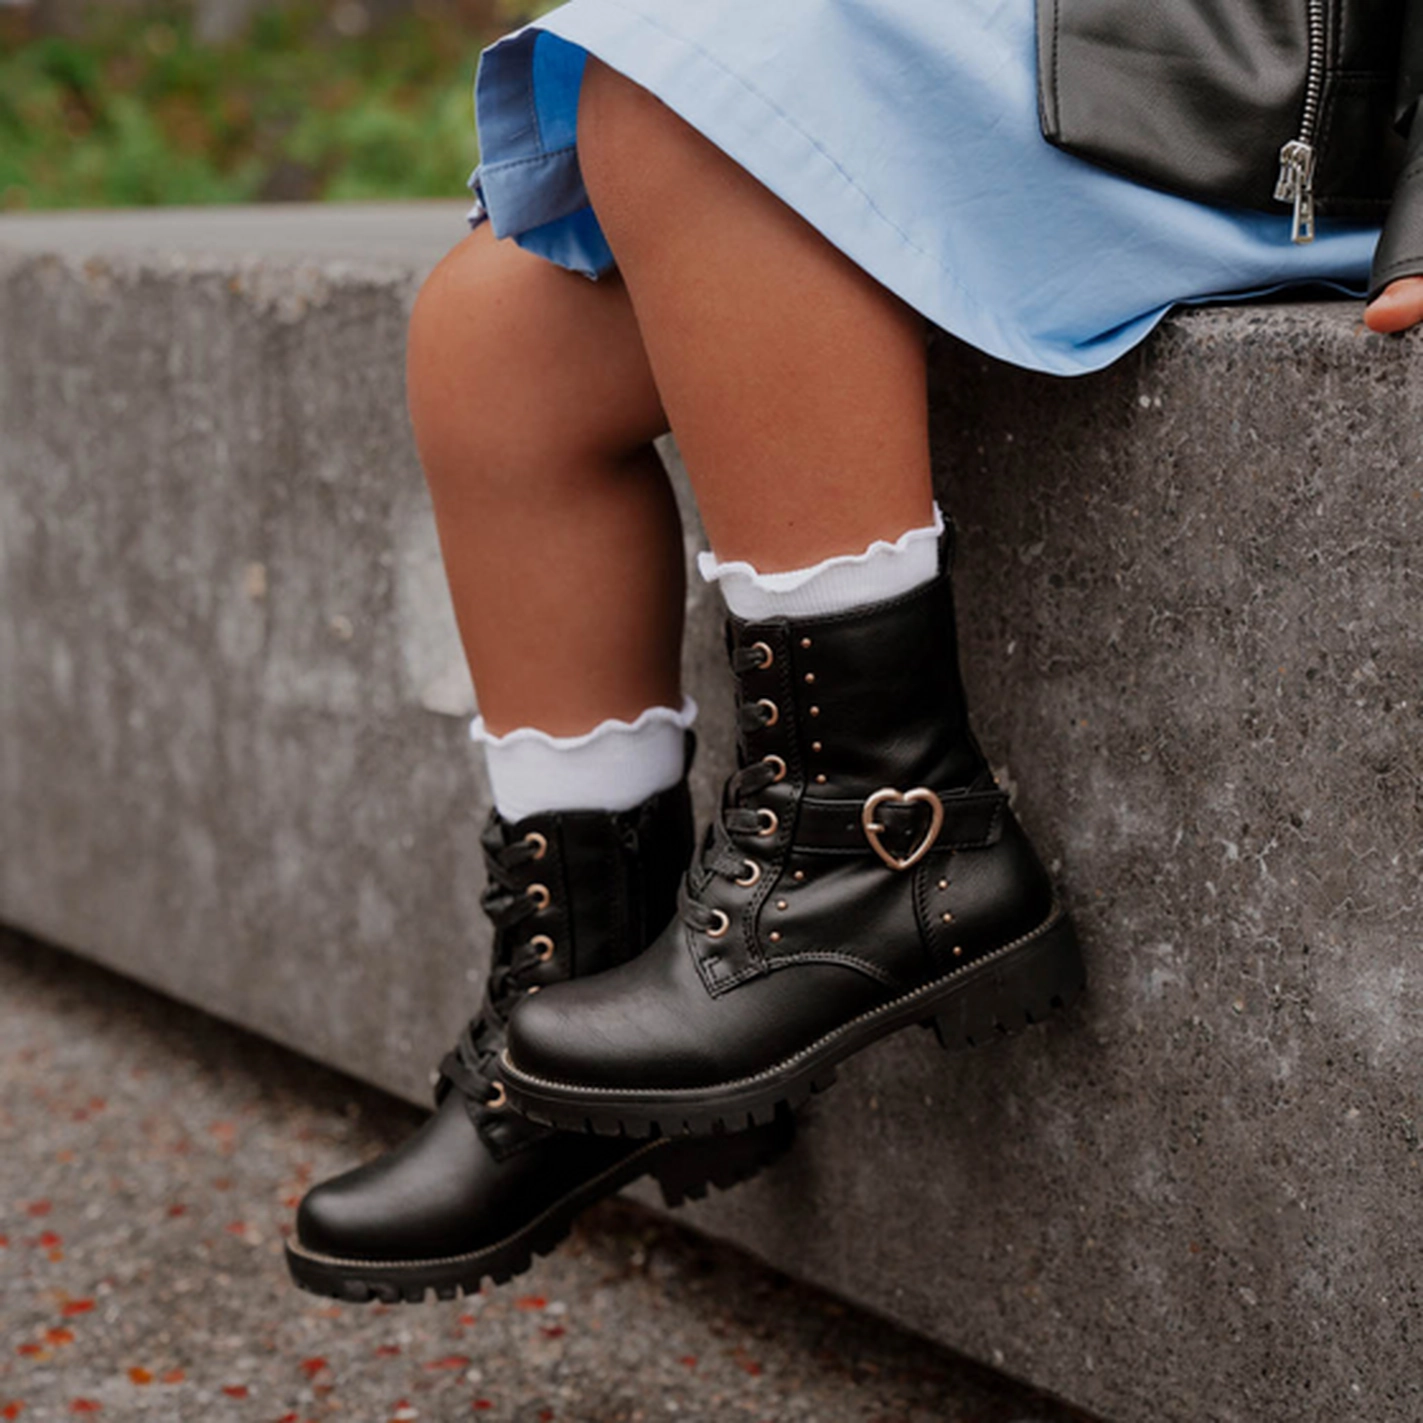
left=1275, top=0, right=1327, bottom=243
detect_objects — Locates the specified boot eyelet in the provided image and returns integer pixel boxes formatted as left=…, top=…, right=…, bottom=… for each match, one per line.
left=706, top=909, right=731, bottom=939
left=531, top=934, right=555, bottom=962
left=485, top=1082, right=509, bottom=1110
left=756, top=808, right=780, bottom=837
left=522, top=831, right=548, bottom=860
left=755, top=698, right=780, bottom=727
left=762, top=754, right=787, bottom=783
left=526, top=883, right=551, bottom=910
left=750, top=640, right=774, bottom=669
left=735, top=859, right=763, bottom=888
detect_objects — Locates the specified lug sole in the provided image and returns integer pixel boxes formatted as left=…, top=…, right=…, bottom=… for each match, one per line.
left=501, top=909, right=1085, bottom=1139
left=282, top=1120, right=792, bottom=1305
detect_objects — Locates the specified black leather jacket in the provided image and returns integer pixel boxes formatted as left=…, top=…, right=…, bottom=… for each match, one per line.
left=1036, top=0, right=1423, bottom=299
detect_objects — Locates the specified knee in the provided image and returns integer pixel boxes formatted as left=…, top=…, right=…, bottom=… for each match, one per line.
left=406, top=228, right=575, bottom=500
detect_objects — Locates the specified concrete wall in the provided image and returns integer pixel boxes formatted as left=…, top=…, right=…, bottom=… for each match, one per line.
left=2, top=205, right=1421, bottom=1423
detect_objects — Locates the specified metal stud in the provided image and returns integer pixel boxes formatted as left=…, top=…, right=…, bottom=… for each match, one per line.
left=809, top=706, right=821, bottom=718
left=769, top=931, right=782, bottom=943
left=938, top=879, right=949, bottom=891
left=776, top=899, right=788, bottom=911
left=815, top=774, right=827, bottom=785
left=804, top=672, right=816, bottom=685
left=801, top=637, right=813, bottom=649
left=811, top=741, right=823, bottom=753
left=952, top=944, right=964, bottom=957
left=793, top=870, right=806, bottom=883
left=942, top=912, right=954, bottom=924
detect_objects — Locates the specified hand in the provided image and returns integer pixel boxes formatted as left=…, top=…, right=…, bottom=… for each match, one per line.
left=1364, top=275, right=1423, bottom=333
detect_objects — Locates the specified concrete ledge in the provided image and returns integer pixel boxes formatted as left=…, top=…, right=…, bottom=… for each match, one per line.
left=3, top=205, right=1422, bottom=1423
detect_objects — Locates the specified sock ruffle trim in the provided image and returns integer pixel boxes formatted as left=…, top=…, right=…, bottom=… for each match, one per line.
left=469, top=695, right=699, bottom=750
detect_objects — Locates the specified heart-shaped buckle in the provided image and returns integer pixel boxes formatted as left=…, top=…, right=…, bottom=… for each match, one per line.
left=861, top=787, right=944, bottom=872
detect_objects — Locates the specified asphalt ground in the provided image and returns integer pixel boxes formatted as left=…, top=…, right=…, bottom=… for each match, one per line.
left=0, top=929, right=1093, bottom=1423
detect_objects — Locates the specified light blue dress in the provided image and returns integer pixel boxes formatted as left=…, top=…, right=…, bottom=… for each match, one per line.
left=465, top=0, right=1382, bottom=378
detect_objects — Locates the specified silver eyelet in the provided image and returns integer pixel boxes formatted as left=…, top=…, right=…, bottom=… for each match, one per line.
left=762, top=754, right=787, bottom=783
left=531, top=934, right=555, bottom=962
left=485, top=1082, right=509, bottom=1110
left=756, top=808, right=780, bottom=837
left=750, top=640, right=774, bottom=670
left=755, top=698, right=780, bottom=728
left=706, top=909, right=731, bottom=939
left=523, top=831, right=548, bottom=860
left=526, top=883, right=551, bottom=910
left=735, top=859, right=763, bottom=888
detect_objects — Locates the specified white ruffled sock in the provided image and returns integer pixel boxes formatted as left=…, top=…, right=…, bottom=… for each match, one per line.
left=697, top=503, right=945, bottom=621
left=469, top=696, right=698, bottom=824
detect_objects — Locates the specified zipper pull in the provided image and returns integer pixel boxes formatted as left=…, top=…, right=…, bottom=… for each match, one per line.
left=1274, top=139, right=1317, bottom=245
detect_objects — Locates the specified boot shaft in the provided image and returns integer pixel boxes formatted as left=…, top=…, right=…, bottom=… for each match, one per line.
left=479, top=767, right=695, bottom=1014
left=726, top=539, right=989, bottom=802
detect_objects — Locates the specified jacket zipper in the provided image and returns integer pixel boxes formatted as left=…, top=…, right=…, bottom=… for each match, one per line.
left=1275, top=0, right=1327, bottom=243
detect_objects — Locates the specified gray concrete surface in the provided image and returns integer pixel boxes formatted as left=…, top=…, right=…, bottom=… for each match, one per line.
left=2, top=204, right=1422, bottom=1423
left=0, top=926, right=1088, bottom=1423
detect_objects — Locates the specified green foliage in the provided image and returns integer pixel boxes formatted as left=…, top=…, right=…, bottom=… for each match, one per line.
left=0, top=0, right=547, bottom=210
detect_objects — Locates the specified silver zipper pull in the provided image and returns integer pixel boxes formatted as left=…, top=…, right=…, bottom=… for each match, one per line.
left=1275, top=139, right=1317, bottom=244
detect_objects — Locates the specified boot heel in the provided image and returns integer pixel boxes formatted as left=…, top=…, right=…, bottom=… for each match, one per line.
left=929, top=913, right=1085, bottom=1052
left=649, top=1112, right=796, bottom=1208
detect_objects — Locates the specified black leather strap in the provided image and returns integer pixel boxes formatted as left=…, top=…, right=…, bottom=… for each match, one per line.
left=1370, top=119, right=1423, bottom=300
left=793, top=790, right=1007, bottom=857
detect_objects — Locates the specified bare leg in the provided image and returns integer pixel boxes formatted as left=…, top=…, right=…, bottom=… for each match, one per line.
left=575, top=58, right=936, bottom=573
left=407, top=221, right=681, bottom=736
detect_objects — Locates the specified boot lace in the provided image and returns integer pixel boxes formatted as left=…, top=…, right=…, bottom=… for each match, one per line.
left=679, top=676, right=786, bottom=937
left=437, top=832, right=551, bottom=1111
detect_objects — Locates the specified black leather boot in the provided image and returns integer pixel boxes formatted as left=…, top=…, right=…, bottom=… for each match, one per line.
left=500, top=531, right=1085, bottom=1138
left=284, top=772, right=794, bottom=1303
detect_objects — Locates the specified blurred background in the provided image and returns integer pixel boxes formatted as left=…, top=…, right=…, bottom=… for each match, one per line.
left=0, top=0, right=558, bottom=211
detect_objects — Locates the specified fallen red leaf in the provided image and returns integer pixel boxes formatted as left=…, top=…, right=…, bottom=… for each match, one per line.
left=540, top=1326, right=566, bottom=1340
left=538, top=1412, right=554, bottom=1422
left=221, top=1386, right=249, bottom=1399
left=36, top=1232, right=62, bottom=1249
left=1, top=1402, right=23, bottom=1419
left=0, top=1235, right=9, bottom=1248
left=160, top=1370, right=184, bottom=1385
left=424, top=1356, right=469, bottom=1371
left=25, top=1202, right=51, bottom=1218
left=456, top=1315, right=477, bottom=1328
left=514, top=1296, right=546, bottom=1312
left=127, top=1369, right=153, bottom=1386
left=472, top=1404, right=493, bottom=1414
left=224, top=1222, right=249, bottom=1237
left=679, top=1356, right=698, bottom=1368
left=298, top=1358, right=328, bottom=1379
left=739, top=1360, right=763, bottom=1377
left=373, top=1345, right=401, bottom=1358
left=89, top=1098, right=106, bottom=1113
left=273, top=1414, right=299, bottom=1422
left=69, top=1403, right=101, bottom=1415
left=15, top=1346, right=45, bottom=1360
left=167, top=1205, right=187, bottom=1218
left=61, top=1301, right=94, bottom=1318
left=44, top=1329, right=74, bottom=1346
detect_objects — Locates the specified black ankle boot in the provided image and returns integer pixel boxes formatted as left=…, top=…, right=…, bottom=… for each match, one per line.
left=500, top=531, right=1085, bottom=1138
left=284, top=772, right=795, bottom=1303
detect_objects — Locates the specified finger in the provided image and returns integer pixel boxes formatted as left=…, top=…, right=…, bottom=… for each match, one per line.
left=1364, top=275, right=1423, bottom=334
